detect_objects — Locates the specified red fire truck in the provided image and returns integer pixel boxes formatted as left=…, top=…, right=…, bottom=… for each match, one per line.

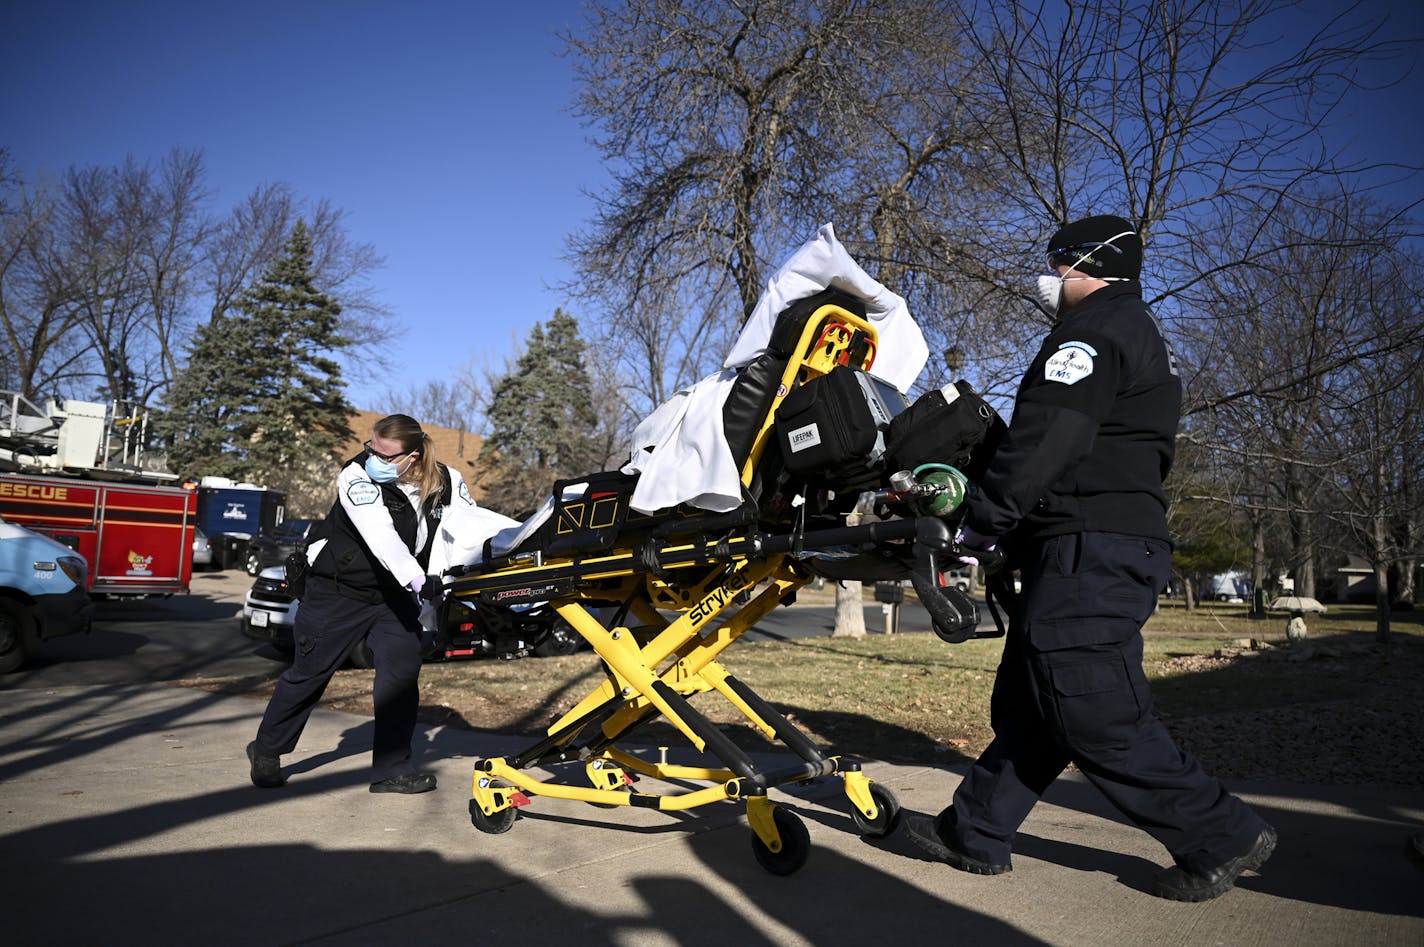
left=0, top=472, right=196, bottom=597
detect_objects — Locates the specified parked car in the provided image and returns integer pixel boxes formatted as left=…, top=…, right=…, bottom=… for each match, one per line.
left=239, top=566, right=584, bottom=666
left=191, top=526, right=214, bottom=571
left=942, top=568, right=972, bottom=593
left=244, top=518, right=322, bottom=576
left=0, top=515, right=93, bottom=673
left=239, top=565, right=375, bottom=667
left=441, top=597, right=586, bottom=659
left=1208, top=571, right=1251, bottom=602
left=240, top=566, right=297, bottom=649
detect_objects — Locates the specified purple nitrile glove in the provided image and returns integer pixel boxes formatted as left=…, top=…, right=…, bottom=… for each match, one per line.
left=954, top=524, right=998, bottom=567
left=409, top=573, right=446, bottom=604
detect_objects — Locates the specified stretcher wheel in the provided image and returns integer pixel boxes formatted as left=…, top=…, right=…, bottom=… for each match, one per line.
left=750, top=807, right=811, bottom=876
left=470, top=801, right=518, bottom=834
left=849, top=781, right=901, bottom=838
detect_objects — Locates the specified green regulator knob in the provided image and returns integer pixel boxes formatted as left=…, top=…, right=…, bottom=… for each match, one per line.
left=910, top=463, right=968, bottom=517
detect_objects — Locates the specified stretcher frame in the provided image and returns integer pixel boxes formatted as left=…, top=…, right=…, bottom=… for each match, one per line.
left=448, top=295, right=977, bottom=874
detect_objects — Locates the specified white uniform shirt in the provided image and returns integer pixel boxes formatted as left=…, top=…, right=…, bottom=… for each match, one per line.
left=307, top=461, right=478, bottom=590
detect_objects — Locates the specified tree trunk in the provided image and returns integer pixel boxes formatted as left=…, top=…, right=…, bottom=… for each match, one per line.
left=1375, top=577, right=1392, bottom=648
left=1374, top=511, right=1392, bottom=647
left=1398, top=556, right=1418, bottom=607
left=1250, top=519, right=1268, bottom=617
left=832, top=582, right=866, bottom=638
left=1294, top=506, right=1318, bottom=601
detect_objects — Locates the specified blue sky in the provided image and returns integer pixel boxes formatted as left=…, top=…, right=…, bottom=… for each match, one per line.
left=4, top=0, right=1421, bottom=415
left=3, top=0, right=601, bottom=411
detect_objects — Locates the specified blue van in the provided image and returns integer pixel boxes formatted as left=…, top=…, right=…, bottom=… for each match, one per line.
left=0, top=514, right=93, bottom=672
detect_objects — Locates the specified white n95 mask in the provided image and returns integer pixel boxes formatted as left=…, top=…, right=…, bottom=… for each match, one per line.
left=1035, top=273, right=1066, bottom=320
left=1033, top=273, right=1102, bottom=321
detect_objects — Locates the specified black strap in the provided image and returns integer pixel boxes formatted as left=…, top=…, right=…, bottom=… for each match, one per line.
left=983, top=571, right=1019, bottom=637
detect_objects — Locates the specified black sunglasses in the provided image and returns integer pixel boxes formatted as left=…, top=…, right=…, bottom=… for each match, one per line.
left=363, top=440, right=413, bottom=463
left=1047, top=241, right=1124, bottom=268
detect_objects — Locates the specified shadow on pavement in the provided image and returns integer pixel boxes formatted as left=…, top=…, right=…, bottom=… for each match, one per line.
left=1, top=686, right=1047, bottom=945
left=2, top=680, right=1421, bottom=945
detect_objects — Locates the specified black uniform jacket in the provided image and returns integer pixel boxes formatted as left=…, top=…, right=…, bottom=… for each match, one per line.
left=965, top=282, right=1181, bottom=546
left=310, top=454, right=453, bottom=597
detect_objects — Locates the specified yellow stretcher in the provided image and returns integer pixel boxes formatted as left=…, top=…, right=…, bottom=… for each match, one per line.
left=445, top=289, right=996, bottom=874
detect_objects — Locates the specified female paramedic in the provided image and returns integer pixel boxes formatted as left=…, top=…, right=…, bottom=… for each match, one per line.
left=246, top=413, right=477, bottom=793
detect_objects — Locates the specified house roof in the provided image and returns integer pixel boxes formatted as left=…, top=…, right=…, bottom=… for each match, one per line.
left=1336, top=553, right=1373, bottom=574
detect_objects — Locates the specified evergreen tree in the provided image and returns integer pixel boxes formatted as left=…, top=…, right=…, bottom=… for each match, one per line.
left=161, top=312, right=255, bottom=481
left=160, top=220, right=353, bottom=513
left=1169, top=495, right=1253, bottom=609
left=476, top=310, right=602, bottom=517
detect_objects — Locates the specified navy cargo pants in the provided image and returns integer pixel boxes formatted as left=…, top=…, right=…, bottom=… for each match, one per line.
left=254, top=576, right=425, bottom=782
left=944, top=531, right=1266, bottom=873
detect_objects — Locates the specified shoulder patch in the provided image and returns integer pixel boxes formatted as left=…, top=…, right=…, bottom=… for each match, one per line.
left=346, top=480, right=381, bottom=506
left=1045, top=342, right=1095, bottom=385
left=1059, top=340, right=1098, bottom=357
left=456, top=478, right=475, bottom=505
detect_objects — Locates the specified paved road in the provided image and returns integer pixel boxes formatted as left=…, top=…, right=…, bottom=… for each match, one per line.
left=1, top=570, right=1000, bottom=689
left=5, top=577, right=1421, bottom=944
left=4, top=681, right=1421, bottom=946
left=1, top=569, right=287, bottom=689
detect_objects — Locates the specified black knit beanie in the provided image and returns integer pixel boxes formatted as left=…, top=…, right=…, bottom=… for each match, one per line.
left=1046, top=215, right=1142, bottom=280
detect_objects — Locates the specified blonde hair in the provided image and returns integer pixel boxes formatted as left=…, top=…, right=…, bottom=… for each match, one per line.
left=373, top=414, right=442, bottom=510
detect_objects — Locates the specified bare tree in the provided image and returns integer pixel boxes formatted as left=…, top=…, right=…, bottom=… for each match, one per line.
left=203, top=183, right=295, bottom=326
left=23, top=150, right=213, bottom=407
left=0, top=152, right=92, bottom=399
left=563, top=0, right=963, bottom=414
left=917, top=1, right=1421, bottom=388
left=53, top=159, right=153, bottom=403
left=564, top=0, right=1418, bottom=407
left=1176, top=188, right=1424, bottom=612
left=1319, top=246, right=1424, bottom=639
left=2, top=147, right=394, bottom=417
left=137, top=150, right=214, bottom=398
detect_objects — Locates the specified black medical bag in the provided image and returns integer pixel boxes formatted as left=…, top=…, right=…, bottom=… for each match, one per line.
left=883, top=379, right=1007, bottom=481
left=774, top=365, right=910, bottom=490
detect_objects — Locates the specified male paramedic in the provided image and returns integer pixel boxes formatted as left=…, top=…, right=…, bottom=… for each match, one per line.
left=902, top=214, right=1275, bottom=901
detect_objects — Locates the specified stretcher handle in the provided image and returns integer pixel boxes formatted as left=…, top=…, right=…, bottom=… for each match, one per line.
left=758, top=516, right=920, bottom=555
left=909, top=567, right=980, bottom=644
left=906, top=517, right=978, bottom=643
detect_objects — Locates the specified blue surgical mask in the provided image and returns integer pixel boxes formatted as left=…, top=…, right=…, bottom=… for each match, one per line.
left=364, top=454, right=402, bottom=483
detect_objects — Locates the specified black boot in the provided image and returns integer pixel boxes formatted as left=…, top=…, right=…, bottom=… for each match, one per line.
left=902, top=812, right=1011, bottom=875
left=1152, top=826, right=1276, bottom=901
left=246, top=740, right=285, bottom=788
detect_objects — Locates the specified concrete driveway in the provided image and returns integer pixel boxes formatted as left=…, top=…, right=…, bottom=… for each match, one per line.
left=1, top=679, right=1420, bottom=946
